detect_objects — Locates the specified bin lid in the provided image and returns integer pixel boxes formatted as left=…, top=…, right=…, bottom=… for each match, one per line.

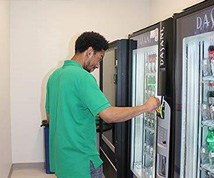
left=40, top=120, right=49, bottom=127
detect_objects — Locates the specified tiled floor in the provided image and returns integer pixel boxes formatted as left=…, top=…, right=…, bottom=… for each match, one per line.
left=11, top=169, right=105, bottom=178
left=11, top=169, right=57, bottom=178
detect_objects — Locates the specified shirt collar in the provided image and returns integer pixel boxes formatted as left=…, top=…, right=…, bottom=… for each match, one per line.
left=63, top=60, right=83, bottom=68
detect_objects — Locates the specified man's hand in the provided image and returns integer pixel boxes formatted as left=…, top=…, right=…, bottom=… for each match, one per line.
left=99, top=96, right=160, bottom=123
left=144, top=96, right=160, bottom=112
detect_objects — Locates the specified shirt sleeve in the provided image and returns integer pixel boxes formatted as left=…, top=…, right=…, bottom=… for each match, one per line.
left=45, top=79, right=50, bottom=114
left=79, top=74, right=111, bottom=117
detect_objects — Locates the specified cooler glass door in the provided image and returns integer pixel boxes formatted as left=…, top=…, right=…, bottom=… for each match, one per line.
left=130, top=39, right=158, bottom=178
left=102, top=47, right=116, bottom=148
left=176, top=5, right=214, bottom=178
left=181, top=32, right=214, bottom=178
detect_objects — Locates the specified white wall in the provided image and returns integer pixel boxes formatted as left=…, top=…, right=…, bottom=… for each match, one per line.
left=10, top=0, right=208, bottom=165
left=0, top=0, right=12, bottom=177
left=150, top=0, right=204, bottom=24
left=10, top=0, right=151, bottom=163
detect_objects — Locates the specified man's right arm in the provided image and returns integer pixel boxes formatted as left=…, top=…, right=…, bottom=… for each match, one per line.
left=99, top=96, right=160, bottom=123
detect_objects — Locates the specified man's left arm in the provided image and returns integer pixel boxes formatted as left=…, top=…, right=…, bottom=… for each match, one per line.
left=45, top=79, right=50, bottom=123
left=46, top=114, right=50, bottom=124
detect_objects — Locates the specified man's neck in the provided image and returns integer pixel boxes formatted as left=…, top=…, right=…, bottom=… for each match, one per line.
left=71, top=54, right=84, bottom=67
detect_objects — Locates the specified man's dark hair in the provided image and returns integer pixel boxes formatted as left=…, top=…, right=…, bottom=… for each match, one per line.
left=75, top=31, right=109, bottom=53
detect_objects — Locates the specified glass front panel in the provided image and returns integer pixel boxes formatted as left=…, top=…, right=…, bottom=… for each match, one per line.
left=102, top=48, right=116, bottom=145
left=103, top=49, right=116, bottom=106
left=181, top=31, right=214, bottom=178
left=131, top=45, right=158, bottom=178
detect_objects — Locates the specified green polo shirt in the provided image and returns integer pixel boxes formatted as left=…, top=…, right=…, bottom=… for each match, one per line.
left=45, top=60, right=110, bottom=178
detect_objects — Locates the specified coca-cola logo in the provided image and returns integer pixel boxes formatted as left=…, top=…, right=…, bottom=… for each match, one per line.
left=196, top=8, right=214, bottom=30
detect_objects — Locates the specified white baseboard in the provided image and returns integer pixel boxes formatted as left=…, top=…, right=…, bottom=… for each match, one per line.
left=12, top=162, right=45, bottom=170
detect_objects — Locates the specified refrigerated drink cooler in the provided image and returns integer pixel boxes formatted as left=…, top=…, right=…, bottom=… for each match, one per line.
left=128, top=18, right=174, bottom=178
left=99, top=40, right=134, bottom=178
left=130, top=33, right=158, bottom=178
left=174, top=1, right=214, bottom=178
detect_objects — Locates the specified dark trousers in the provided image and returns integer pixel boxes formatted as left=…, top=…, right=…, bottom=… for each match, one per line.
left=90, top=161, right=103, bottom=178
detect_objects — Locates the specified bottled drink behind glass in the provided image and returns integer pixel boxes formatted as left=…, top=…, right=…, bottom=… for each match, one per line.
left=206, top=128, right=214, bottom=151
left=147, top=76, right=151, bottom=90
left=200, top=145, right=209, bottom=164
left=209, top=82, right=214, bottom=120
left=206, top=128, right=214, bottom=167
left=202, top=59, right=211, bottom=77
left=209, top=150, right=214, bottom=167
left=145, top=166, right=153, bottom=178
left=209, top=45, right=214, bottom=60
left=205, top=171, right=214, bottom=178
left=209, top=45, right=214, bottom=76
left=208, top=81, right=214, bottom=105
left=201, top=104, right=210, bottom=121
left=205, top=171, right=211, bottom=178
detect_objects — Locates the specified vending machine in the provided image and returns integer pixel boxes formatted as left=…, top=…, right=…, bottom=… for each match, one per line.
left=129, top=18, right=175, bottom=178
left=99, top=40, right=134, bottom=178
left=174, top=0, right=214, bottom=178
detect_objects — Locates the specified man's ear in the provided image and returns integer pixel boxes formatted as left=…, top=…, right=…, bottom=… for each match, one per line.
left=86, top=47, right=94, bottom=57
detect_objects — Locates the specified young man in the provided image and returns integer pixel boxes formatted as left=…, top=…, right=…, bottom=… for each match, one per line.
left=45, top=31, right=160, bottom=178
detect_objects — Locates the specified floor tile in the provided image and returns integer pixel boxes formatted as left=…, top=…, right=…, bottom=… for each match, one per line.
left=11, top=169, right=105, bottom=178
left=11, top=169, right=56, bottom=178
